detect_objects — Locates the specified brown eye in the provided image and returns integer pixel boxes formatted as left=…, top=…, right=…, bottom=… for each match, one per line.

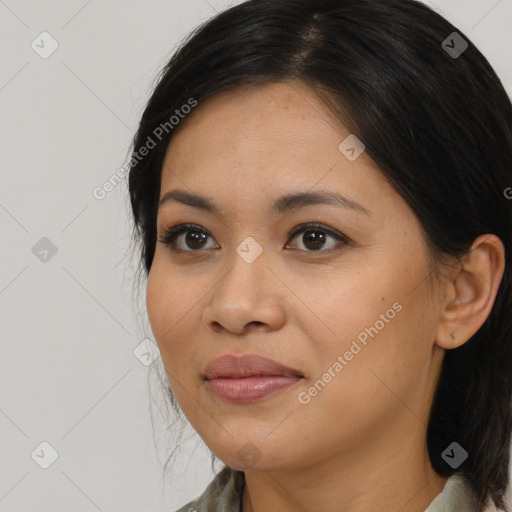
left=183, top=230, right=208, bottom=250
left=298, top=230, right=327, bottom=251
left=157, top=224, right=218, bottom=251
left=286, top=223, right=349, bottom=252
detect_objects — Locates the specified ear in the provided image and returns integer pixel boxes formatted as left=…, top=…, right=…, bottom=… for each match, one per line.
left=435, top=234, right=506, bottom=350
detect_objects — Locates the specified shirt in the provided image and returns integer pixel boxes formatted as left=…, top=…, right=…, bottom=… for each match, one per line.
left=173, top=464, right=501, bottom=512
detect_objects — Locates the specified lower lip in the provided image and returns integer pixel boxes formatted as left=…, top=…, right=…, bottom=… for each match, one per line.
left=205, top=376, right=302, bottom=403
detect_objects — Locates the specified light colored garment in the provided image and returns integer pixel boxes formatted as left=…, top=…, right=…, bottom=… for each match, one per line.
left=174, top=464, right=501, bottom=512
left=424, top=474, right=498, bottom=512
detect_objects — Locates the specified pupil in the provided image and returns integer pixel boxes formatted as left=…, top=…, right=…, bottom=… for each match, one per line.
left=304, top=230, right=325, bottom=250
left=186, top=231, right=207, bottom=249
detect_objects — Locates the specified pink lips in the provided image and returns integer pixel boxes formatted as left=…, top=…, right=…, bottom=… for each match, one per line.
left=203, top=354, right=304, bottom=403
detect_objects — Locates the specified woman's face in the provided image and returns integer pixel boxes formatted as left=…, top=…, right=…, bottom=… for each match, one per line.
left=146, top=81, right=447, bottom=472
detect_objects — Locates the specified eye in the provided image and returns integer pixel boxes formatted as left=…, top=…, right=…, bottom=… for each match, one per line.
left=157, top=223, right=218, bottom=252
left=286, top=222, right=350, bottom=252
left=157, top=222, right=350, bottom=253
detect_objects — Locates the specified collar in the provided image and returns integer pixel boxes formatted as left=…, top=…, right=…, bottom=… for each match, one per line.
left=177, top=467, right=484, bottom=512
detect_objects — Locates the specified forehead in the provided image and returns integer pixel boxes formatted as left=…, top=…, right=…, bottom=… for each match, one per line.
left=158, top=81, right=402, bottom=227
left=162, top=83, right=374, bottom=178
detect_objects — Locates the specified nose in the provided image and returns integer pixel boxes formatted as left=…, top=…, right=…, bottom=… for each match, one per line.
left=202, top=245, right=286, bottom=335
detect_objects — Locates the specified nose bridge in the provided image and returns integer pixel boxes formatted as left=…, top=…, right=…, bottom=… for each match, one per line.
left=219, top=236, right=268, bottom=302
left=202, top=236, right=283, bottom=333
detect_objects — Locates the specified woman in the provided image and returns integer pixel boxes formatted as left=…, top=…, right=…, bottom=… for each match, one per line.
left=127, top=0, right=512, bottom=510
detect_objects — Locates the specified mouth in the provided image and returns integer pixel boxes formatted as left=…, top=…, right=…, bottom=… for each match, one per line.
left=204, top=375, right=304, bottom=403
left=202, top=353, right=304, bottom=380
left=202, top=354, right=304, bottom=403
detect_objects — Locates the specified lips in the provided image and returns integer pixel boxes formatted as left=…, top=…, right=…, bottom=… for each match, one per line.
left=203, top=354, right=304, bottom=380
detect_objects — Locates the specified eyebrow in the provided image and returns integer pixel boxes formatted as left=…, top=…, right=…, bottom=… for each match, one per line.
left=158, top=189, right=371, bottom=217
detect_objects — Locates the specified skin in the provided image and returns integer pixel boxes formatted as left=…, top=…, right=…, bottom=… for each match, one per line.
left=146, top=81, right=505, bottom=512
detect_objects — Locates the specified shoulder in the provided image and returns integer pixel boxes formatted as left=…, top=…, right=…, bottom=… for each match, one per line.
left=173, top=465, right=245, bottom=512
left=424, top=474, right=507, bottom=512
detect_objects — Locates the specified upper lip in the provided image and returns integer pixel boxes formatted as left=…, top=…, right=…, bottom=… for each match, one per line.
left=203, top=354, right=304, bottom=379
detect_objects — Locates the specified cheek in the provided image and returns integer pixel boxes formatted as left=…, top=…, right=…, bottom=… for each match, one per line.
left=145, top=264, right=168, bottom=338
left=322, top=283, right=434, bottom=406
left=147, top=252, right=190, bottom=331
left=145, top=260, right=203, bottom=369
left=146, top=267, right=193, bottom=405
left=308, top=256, right=431, bottom=378
left=146, top=262, right=183, bottom=352
left=306, top=269, right=390, bottom=344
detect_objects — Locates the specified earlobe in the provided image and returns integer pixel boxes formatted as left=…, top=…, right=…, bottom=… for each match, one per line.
left=435, top=234, right=505, bottom=350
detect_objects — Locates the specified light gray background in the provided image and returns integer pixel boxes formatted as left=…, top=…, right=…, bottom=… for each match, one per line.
left=1, top=1, right=511, bottom=511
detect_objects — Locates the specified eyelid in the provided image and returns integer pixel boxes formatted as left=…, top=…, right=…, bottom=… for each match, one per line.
left=286, top=222, right=351, bottom=246
left=157, top=223, right=217, bottom=251
left=157, top=222, right=351, bottom=252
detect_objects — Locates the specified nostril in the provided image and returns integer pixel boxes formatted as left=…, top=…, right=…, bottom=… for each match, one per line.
left=211, top=321, right=223, bottom=333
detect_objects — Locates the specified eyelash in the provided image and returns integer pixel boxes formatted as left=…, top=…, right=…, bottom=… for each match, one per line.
left=157, top=222, right=351, bottom=254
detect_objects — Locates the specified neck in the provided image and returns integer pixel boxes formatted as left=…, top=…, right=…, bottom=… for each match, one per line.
left=241, top=426, right=448, bottom=512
